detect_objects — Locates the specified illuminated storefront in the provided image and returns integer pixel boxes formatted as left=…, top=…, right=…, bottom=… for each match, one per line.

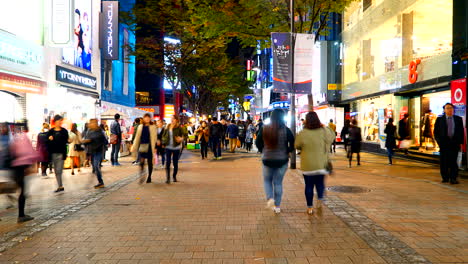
left=341, top=0, right=454, bottom=155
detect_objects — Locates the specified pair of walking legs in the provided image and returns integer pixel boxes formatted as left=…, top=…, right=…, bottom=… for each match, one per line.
left=139, top=153, right=153, bottom=183
left=263, top=164, right=288, bottom=208
left=166, top=149, right=180, bottom=183
left=303, top=175, right=325, bottom=208
left=348, top=152, right=360, bottom=166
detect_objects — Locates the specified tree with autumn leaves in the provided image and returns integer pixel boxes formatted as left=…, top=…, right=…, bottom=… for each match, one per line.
left=123, top=0, right=355, bottom=115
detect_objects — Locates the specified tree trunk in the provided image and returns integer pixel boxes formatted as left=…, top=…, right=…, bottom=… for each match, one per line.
left=308, top=94, right=314, bottom=111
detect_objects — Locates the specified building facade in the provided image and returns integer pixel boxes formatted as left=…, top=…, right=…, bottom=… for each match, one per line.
left=341, top=0, right=454, bottom=154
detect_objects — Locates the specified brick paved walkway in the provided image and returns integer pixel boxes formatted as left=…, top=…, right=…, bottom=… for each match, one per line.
left=0, top=149, right=466, bottom=264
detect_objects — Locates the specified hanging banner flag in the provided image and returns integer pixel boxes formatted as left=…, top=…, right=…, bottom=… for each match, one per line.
left=101, top=1, right=119, bottom=60
left=271, top=33, right=314, bottom=94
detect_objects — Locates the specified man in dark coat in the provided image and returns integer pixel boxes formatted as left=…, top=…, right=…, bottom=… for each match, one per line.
left=434, top=103, right=464, bottom=184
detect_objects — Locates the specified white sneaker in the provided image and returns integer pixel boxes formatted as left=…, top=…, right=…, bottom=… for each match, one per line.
left=316, top=200, right=323, bottom=209
left=266, top=199, right=275, bottom=209
left=273, top=207, right=281, bottom=214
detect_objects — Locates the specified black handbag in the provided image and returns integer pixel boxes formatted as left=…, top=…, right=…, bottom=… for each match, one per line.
left=74, top=144, right=85, bottom=152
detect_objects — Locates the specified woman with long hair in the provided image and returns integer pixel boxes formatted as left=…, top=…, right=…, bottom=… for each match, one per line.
left=162, top=115, right=184, bottom=184
left=68, top=123, right=83, bottom=175
left=196, top=121, right=210, bottom=159
left=255, top=109, right=294, bottom=214
left=295, top=112, right=335, bottom=214
left=131, top=113, right=157, bottom=183
left=384, top=118, right=397, bottom=165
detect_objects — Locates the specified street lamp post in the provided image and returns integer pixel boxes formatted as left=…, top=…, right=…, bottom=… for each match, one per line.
left=290, top=0, right=297, bottom=169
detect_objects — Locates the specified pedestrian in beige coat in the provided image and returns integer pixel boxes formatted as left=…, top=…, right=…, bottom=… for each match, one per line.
left=295, top=112, right=335, bottom=215
left=131, top=113, right=157, bottom=183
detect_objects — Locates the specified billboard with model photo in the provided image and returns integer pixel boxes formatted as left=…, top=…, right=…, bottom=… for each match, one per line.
left=62, top=0, right=92, bottom=71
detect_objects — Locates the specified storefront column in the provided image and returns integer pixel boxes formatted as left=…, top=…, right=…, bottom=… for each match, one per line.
left=453, top=0, right=468, bottom=79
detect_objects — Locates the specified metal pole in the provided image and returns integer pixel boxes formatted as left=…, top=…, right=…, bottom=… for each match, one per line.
left=290, top=0, right=297, bottom=169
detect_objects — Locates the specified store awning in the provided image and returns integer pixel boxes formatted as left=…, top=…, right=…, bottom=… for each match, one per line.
left=100, top=109, right=129, bottom=120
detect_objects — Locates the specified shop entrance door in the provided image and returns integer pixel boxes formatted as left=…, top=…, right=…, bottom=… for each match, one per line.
left=409, top=97, right=421, bottom=147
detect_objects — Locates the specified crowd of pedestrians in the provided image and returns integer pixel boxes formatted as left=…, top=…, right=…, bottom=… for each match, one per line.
left=0, top=102, right=464, bottom=223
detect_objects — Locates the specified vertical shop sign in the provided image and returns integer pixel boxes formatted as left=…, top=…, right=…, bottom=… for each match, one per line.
left=378, top=109, right=386, bottom=149
left=451, top=78, right=467, bottom=152
left=271, top=33, right=314, bottom=94
left=101, top=1, right=119, bottom=60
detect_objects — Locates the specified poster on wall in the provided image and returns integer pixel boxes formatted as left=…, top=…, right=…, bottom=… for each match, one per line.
left=271, top=33, right=314, bottom=94
left=378, top=109, right=386, bottom=149
left=451, top=78, right=467, bottom=152
left=62, top=0, right=92, bottom=71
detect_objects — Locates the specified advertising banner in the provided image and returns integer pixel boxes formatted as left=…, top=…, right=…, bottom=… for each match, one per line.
left=271, top=33, right=314, bottom=94
left=62, top=0, right=92, bottom=71
left=56, top=65, right=97, bottom=89
left=101, top=1, right=119, bottom=60
left=451, top=78, right=467, bottom=153
left=378, top=109, right=386, bottom=149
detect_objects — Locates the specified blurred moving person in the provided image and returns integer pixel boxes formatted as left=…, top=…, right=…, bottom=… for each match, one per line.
left=156, top=119, right=166, bottom=168
left=328, top=119, right=337, bottom=153
left=227, top=120, right=239, bottom=153
left=36, top=123, right=50, bottom=176
left=47, top=115, right=69, bottom=193
left=245, top=120, right=255, bottom=152
left=209, top=117, right=224, bottom=160
left=295, top=112, right=335, bottom=215
left=68, top=123, right=83, bottom=175
left=162, top=115, right=184, bottom=184
left=82, top=119, right=108, bottom=189
left=110, top=114, right=122, bottom=166
left=10, top=124, right=40, bottom=223
left=341, top=120, right=351, bottom=154
left=132, top=113, right=157, bottom=184
left=196, top=121, right=210, bottom=160
left=384, top=118, right=397, bottom=165
left=348, top=119, right=362, bottom=168
left=256, top=109, right=294, bottom=214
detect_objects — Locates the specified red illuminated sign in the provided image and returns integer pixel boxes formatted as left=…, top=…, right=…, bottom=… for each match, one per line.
left=408, top=59, right=421, bottom=84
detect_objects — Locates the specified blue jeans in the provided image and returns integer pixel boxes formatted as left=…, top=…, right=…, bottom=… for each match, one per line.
left=91, top=152, right=104, bottom=184
left=111, top=142, right=120, bottom=165
left=263, top=163, right=288, bottom=207
left=303, top=175, right=325, bottom=208
left=387, top=148, right=394, bottom=164
left=166, top=149, right=181, bottom=178
left=211, top=137, right=222, bottom=158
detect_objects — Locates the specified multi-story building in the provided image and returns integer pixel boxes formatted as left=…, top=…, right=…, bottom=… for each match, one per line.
left=99, top=0, right=145, bottom=126
left=0, top=0, right=103, bottom=135
left=340, top=0, right=455, bottom=156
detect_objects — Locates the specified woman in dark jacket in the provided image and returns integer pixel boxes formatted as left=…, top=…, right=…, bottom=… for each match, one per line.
left=384, top=118, right=397, bottom=165
left=255, top=109, right=294, bottom=214
left=162, top=115, right=184, bottom=184
left=348, top=119, right=362, bottom=168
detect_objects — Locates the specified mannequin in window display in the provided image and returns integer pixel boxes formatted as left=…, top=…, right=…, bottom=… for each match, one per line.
left=384, top=104, right=393, bottom=124
left=421, top=110, right=437, bottom=150
left=364, top=103, right=378, bottom=141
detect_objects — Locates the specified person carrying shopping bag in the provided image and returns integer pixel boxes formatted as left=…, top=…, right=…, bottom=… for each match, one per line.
left=131, top=113, right=157, bottom=183
left=295, top=112, right=335, bottom=215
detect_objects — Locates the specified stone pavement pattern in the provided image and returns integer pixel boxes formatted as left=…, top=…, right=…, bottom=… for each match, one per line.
left=0, top=157, right=139, bottom=236
left=0, top=149, right=466, bottom=264
left=326, top=151, right=468, bottom=263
